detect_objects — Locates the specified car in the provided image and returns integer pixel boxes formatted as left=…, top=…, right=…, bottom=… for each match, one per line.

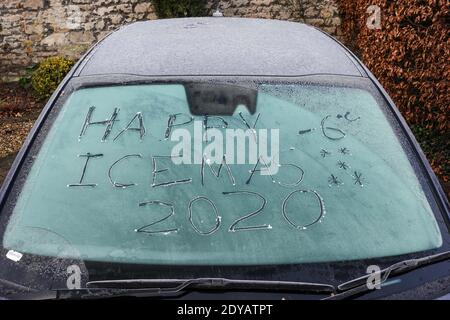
left=0, top=17, right=449, bottom=300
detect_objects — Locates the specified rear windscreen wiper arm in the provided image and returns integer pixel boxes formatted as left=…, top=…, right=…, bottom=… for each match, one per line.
left=7, top=278, right=335, bottom=300
left=82, top=277, right=336, bottom=298
left=324, top=250, right=450, bottom=300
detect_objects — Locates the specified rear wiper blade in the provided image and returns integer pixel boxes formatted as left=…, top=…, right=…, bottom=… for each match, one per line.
left=324, top=250, right=450, bottom=300
left=7, top=278, right=335, bottom=300
left=81, top=277, right=336, bottom=298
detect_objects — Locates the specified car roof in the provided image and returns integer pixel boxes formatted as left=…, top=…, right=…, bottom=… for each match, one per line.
left=76, top=17, right=364, bottom=78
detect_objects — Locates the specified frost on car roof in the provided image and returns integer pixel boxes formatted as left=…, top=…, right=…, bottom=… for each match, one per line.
left=77, top=18, right=363, bottom=77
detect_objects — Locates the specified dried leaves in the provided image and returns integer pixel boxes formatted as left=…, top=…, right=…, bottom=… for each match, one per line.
left=0, top=83, right=43, bottom=185
left=339, top=0, right=450, bottom=184
left=0, top=121, right=35, bottom=158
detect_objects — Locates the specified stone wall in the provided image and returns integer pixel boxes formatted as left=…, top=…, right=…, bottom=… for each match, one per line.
left=208, top=0, right=342, bottom=36
left=0, top=0, right=342, bottom=81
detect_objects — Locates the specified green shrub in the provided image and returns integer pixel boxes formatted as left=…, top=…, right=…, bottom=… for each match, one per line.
left=153, top=0, right=207, bottom=18
left=31, top=56, right=74, bottom=100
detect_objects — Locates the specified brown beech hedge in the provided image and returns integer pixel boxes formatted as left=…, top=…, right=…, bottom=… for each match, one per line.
left=338, top=0, right=449, bottom=182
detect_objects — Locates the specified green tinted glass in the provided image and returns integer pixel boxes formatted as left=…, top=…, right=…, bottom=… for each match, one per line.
left=3, top=84, right=442, bottom=265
